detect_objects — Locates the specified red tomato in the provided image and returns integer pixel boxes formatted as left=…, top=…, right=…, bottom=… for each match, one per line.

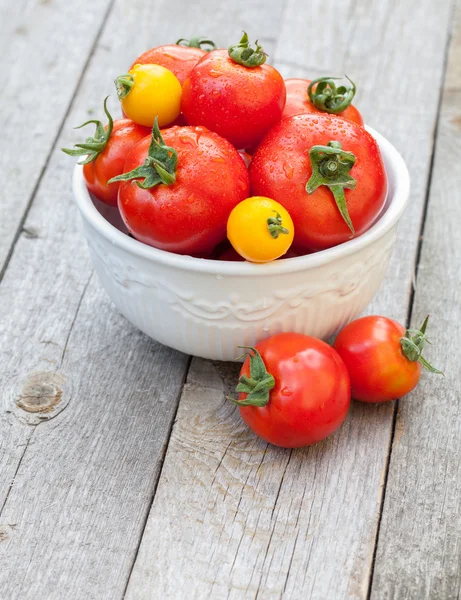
left=283, top=78, right=364, bottom=126
left=181, top=35, right=286, bottom=149
left=62, top=98, right=150, bottom=206
left=111, top=124, right=250, bottom=255
left=250, top=113, right=387, bottom=252
left=333, top=316, right=442, bottom=403
left=216, top=246, right=245, bottom=261
left=130, top=44, right=207, bottom=86
left=234, top=333, right=350, bottom=448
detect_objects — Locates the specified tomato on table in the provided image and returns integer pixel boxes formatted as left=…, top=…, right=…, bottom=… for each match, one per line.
left=115, top=64, right=182, bottom=127
left=333, top=315, right=443, bottom=403
left=109, top=122, right=250, bottom=255
left=227, top=196, right=294, bottom=262
left=250, top=113, right=387, bottom=252
left=283, top=77, right=364, bottom=125
left=181, top=32, right=286, bottom=149
left=232, top=333, right=350, bottom=448
left=130, top=37, right=216, bottom=85
left=62, top=97, right=150, bottom=206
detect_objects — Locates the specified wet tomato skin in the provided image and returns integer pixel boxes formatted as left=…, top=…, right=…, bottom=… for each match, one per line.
left=238, top=333, right=351, bottom=448
left=181, top=49, right=286, bottom=149
left=333, top=316, right=421, bottom=403
left=250, top=113, right=387, bottom=252
left=83, top=119, right=150, bottom=206
left=117, top=126, right=250, bottom=255
left=283, top=78, right=364, bottom=125
left=130, top=45, right=206, bottom=85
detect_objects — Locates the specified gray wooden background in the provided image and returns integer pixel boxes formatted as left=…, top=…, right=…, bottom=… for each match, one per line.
left=0, top=0, right=460, bottom=598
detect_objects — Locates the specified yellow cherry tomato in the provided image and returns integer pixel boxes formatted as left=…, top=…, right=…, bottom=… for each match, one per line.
left=115, top=63, right=181, bottom=127
left=227, top=196, right=295, bottom=263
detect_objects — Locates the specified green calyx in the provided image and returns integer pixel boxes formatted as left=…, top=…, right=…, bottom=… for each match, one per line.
left=308, top=75, right=356, bottom=114
left=228, top=32, right=267, bottom=67
left=267, top=211, right=290, bottom=239
left=108, top=118, right=177, bottom=189
left=229, top=347, right=275, bottom=407
left=176, top=36, right=217, bottom=51
left=115, top=73, right=135, bottom=100
left=61, top=96, right=113, bottom=165
left=400, top=316, right=444, bottom=374
left=306, top=140, right=356, bottom=233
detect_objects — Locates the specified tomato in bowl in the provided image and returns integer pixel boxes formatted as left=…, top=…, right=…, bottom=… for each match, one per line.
left=72, top=126, right=409, bottom=361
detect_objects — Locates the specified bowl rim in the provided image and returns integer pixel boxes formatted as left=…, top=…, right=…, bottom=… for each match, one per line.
left=73, top=125, right=410, bottom=276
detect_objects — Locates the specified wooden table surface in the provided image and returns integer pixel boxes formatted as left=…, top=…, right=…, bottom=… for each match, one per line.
left=1, top=0, right=460, bottom=598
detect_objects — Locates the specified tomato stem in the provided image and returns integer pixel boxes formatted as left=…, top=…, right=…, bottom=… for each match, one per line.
left=228, top=32, right=267, bottom=67
left=176, top=36, right=217, bottom=51
left=61, top=96, right=113, bottom=164
left=115, top=74, right=134, bottom=100
left=306, top=140, right=356, bottom=233
left=308, top=76, right=356, bottom=114
left=400, top=315, right=444, bottom=374
left=108, top=118, right=177, bottom=189
left=267, top=211, right=290, bottom=239
left=229, top=346, right=275, bottom=407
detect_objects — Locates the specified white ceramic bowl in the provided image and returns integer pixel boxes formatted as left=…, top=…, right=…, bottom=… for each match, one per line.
left=73, top=126, right=409, bottom=361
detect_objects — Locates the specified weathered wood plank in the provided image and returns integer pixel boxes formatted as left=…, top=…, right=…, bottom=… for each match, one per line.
left=0, top=0, right=114, bottom=275
left=0, top=283, right=189, bottom=598
left=0, top=0, right=288, bottom=597
left=126, top=359, right=392, bottom=600
left=125, top=1, right=454, bottom=598
left=370, top=2, right=461, bottom=598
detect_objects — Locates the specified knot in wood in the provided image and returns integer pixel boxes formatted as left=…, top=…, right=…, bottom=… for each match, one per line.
left=17, top=372, right=64, bottom=413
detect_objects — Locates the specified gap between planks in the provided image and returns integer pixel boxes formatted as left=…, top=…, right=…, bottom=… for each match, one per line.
left=0, top=0, right=117, bottom=285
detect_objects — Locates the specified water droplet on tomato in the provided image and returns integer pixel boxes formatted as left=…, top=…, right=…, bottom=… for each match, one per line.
left=187, top=195, right=195, bottom=204
left=212, top=156, right=226, bottom=163
left=283, top=162, right=294, bottom=179
left=281, top=386, right=293, bottom=397
left=238, top=178, right=248, bottom=190
left=179, top=135, right=198, bottom=148
left=293, top=357, right=299, bottom=363
left=209, top=69, right=223, bottom=78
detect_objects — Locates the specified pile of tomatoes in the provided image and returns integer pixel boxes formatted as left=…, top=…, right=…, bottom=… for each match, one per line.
left=63, top=33, right=442, bottom=448
left=64, top=33, right=388, bottom=262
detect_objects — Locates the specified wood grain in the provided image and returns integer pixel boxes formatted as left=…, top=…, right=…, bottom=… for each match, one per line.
left=0, top=0, right=287, bottom=597
left=0, top=0, right=115, bottom=275
left=370, top=1, right=461, bottom=598
left=125, top=1, right=454, bottom=599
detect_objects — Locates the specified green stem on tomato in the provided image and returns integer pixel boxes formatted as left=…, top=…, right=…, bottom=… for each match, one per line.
left=61, top=96, right=113, bottom=164
left=307, top=75, right=356, bottom=114
left=228, top=346, right=275, bottom=407
left=228, top=32, right=267, bottom=67
left=305, top=140, right=356, bottom=233
left=115, top=73, right=135, bottom=100
left=108, top=117, right=177, bottom=189
left=267, top=211, right=290, bottom=239
left=176, top=36, right=217, bottom=51
left=400, top=315, right=444, bottom=374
